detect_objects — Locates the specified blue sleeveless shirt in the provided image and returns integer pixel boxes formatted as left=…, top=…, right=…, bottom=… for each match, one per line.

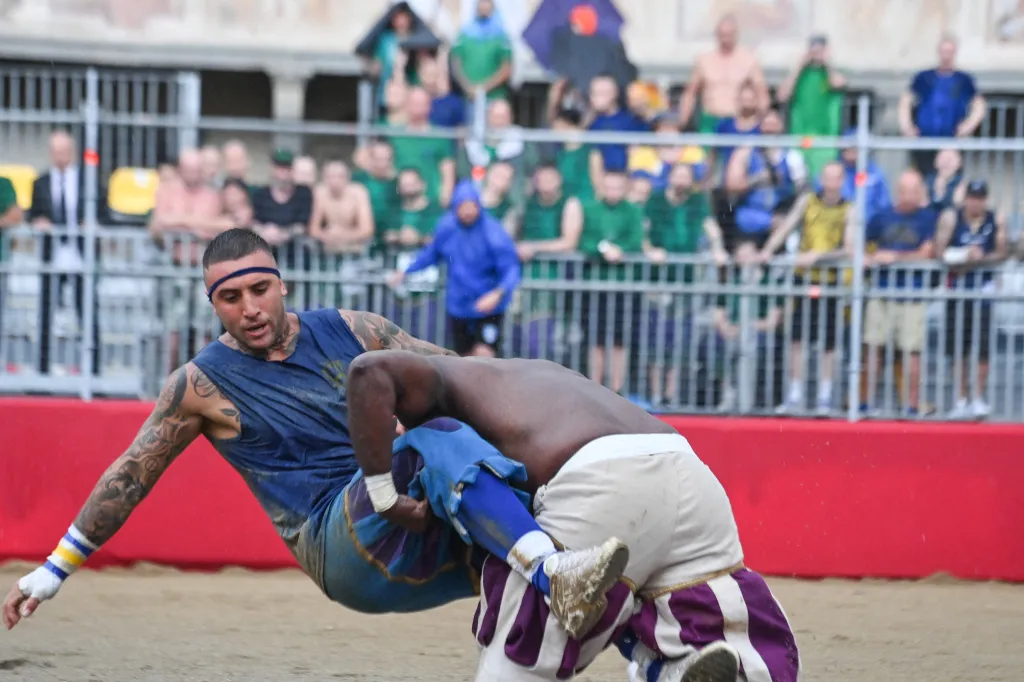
left=735, top=149, right=777, bottom=234
left=949, top=209, right=998, bottom=291
left=191, top=308, right=365, bottom=559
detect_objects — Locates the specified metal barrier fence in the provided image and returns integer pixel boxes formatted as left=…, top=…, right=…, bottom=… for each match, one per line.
left=0, top=66, right=200, bottom=180
left=6, top=70, right=1024, bottom=420
left=3, top=227, right=1024, bottom=423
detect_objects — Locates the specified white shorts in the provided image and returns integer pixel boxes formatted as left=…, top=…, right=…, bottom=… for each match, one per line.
left=472, top=433, right=750, bottom=681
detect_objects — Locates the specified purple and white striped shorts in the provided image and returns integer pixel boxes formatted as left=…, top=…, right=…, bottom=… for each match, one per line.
left=471, top=556, right=636, bottom=680
left=471, top=561, right=799, bottom=681
left=629, top=568, right=800, bottom=682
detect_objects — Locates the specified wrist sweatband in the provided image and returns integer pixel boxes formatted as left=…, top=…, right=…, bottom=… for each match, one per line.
left=364, top=473, right=399, bottom=513
left=44, top=525, right=98, bottom=581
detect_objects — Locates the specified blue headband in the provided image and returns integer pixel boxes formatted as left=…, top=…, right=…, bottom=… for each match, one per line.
left=206, top=266, right=281, bottom=301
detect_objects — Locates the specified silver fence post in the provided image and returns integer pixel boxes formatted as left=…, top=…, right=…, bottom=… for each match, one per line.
left=357, top=79, right=374, bottom=147
left=846, top=95, right=871, bottom=422
left=81, top=68, right=101, bottom=401
left=176, top=70, right=202, bottom=151
left=472, top=87, right=487, bottom=145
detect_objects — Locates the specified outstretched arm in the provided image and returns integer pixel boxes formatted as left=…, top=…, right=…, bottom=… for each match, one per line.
left=3, top=365, right=205, bottom=629
left=340, top=309, right=457, bottom=357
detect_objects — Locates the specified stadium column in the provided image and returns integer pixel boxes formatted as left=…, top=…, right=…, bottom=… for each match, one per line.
left=269, top=65, right=313, bottom=155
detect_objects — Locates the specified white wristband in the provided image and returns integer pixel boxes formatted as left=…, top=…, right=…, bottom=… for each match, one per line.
left=364, top=473, right=399, bottom=513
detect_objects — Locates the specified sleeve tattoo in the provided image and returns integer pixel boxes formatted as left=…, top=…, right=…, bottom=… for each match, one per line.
left=72, top=366, right=203, bottom=546
left=341, top=310, right=457, bottom=356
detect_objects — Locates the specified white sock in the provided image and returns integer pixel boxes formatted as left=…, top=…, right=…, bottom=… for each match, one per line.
left=788, top=380, right=802, bottom=404
left=818, top=380, right=833, bottom=404
left=506, top=530, right=557, bottom=580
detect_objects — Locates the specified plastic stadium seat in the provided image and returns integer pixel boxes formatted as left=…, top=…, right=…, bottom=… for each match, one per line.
left=107, top=167, right=160, bottom=224
left=0, top=165, right=38, bottom=210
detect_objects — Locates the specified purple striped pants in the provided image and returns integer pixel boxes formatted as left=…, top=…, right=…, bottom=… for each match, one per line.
left=471, top=562, right=799, bottom=681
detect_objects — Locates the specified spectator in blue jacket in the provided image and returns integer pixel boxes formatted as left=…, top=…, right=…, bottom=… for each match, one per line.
left=898, top=35, right=986, bottom=173
left=390, top=179, right=521, bottom=357
left=816, top=131, right=891, bottom=225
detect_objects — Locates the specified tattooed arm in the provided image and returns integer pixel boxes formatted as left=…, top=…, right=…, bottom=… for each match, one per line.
left=72, top=364, right=206, bottom=546
left=339, top=309, right=457, bottom=357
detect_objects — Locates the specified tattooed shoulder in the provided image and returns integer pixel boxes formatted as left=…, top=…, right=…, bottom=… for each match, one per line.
left=187, top=364, right=241, bottom=428
left=339, top=309, right=457, bottom=356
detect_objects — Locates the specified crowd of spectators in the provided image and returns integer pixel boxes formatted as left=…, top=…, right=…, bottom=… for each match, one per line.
left=3, top=6, right=1024, bottom=419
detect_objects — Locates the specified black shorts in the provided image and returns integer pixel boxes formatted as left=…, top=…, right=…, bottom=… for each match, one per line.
left=712, top=188, right=771, bottom=253
left=581, top=292, right=642, bottom=347
left=944, top=301, right=992, bottom=360
left=450, top=314, right=503, bottom=355
left=790, top=293, right=840, bottom=351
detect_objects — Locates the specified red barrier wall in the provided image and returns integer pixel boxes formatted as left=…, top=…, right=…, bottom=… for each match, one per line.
left=2, top=398, right=1023, bottom=581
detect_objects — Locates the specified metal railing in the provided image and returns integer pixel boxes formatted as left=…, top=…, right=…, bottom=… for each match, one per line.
left=5, top=68, right=1024, bottom=421
left=3, top=227, right=1024, bottom=422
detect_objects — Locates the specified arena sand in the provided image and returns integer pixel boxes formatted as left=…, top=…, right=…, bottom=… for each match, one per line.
left=1, top=564, right=1022, bottom=681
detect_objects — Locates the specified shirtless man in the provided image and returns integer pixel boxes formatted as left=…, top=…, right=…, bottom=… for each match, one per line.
left=3, top=229, right=627, bottom=647
left=678, top=15, right=770, bottom=133
left=308, top=160, right=374, bottom=253
left=347, top=352, right=801, bottom=681
left=147, top=149, right=223, bottom=241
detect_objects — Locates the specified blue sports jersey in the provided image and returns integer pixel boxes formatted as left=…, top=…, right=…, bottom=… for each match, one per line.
left=191, top=308, right=365, bottom=558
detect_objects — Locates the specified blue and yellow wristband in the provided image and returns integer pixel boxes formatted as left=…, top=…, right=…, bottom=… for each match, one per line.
left=43, top=526, right=98, bottom=581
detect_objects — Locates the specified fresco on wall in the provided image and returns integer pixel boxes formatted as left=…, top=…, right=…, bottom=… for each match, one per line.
left=990, top=0, right=1024, bottom=42
left=674, top=0, right=814, bottom=44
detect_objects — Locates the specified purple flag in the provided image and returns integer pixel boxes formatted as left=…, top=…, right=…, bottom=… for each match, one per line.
left=522, top=0, right=626, bottom=71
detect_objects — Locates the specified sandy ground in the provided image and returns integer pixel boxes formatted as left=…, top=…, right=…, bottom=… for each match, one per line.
left=1, top=564, right=1022, bottom=681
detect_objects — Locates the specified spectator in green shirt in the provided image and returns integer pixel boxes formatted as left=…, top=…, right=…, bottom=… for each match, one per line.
left=776, top=35, right=846, bottom=181
left=645, top=163, right=729, bottom=276
left=550, top=108, right=594, bottom=202
left=462, top=99, right=528, bottom=174
left=389, top=88, right=456, bottom=207
left=353, top=140, right=400, bottom=251
left=517, top=163, right=583, bottom=317
left=642, top=163, right=728, bottom=406
left=712, top=240, right=784, bottom=411
left=0, top=175, right=25, bottom=260
left=383, top=168, right=443, bottom=251
left=450, top=0, right=513, bottom=104
left=579, top=171, right=660, bottom=395
left=480, top=161, right=517, bottom=228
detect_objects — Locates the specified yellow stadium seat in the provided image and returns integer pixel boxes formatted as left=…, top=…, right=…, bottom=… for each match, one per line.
left=628, top=146, right=661, bottom=176
left=107, top=167, right=160, bottom=222
left=0, top=165, right=38, bottom=210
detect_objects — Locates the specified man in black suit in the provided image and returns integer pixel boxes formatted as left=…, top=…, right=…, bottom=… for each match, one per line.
left=28, top=131, right=87, bottom=230
left=27, top=130, right=105, bottom=376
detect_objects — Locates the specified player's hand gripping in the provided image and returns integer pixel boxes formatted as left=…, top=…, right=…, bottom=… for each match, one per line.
left=3, top=566, right=63, bottom=630
left=380, top=495, right=433, bottom=534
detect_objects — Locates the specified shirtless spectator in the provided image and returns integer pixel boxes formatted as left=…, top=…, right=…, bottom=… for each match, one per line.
left=148, top=149, right=223, bottom=241
left=250, top=149, right=314, bottom=247
left=309, top=160, right=374, bottom=254
left=678, top=15, right=769, bottom=133
left=222, top=139, right=252, bottom=190
left=200, top=145, right=222, bottom=188
left=179, top=179, right=254, bottom=236
left=293, top=155, right=318, bottom=188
